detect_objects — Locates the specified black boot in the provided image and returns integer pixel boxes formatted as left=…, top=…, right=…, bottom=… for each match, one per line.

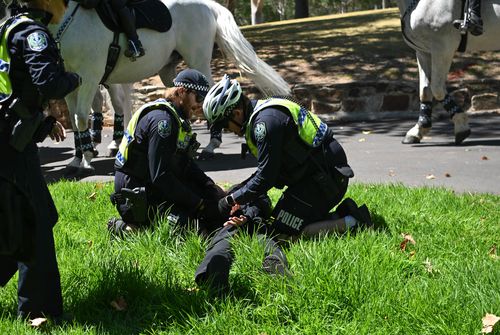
left=124, top=39, right=145, bottom=59
left=468, top=0, right=483, bottom=36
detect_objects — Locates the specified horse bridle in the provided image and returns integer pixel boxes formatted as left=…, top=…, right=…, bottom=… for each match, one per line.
left=54, top=3, right=80, bottom=45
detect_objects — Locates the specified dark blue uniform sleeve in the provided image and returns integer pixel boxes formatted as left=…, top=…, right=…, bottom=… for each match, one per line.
left=145, top=112, right=202, bottom=210
left=232, top=109, right=286, bottom=205
left=13, top=24, right=80, bottom=99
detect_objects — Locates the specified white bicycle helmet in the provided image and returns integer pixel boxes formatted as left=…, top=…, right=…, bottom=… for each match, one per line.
left=203, top=74, right=242, bottom=125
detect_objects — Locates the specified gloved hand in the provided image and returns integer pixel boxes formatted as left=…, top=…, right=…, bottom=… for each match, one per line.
left=218, top=195, right=234, bottom=217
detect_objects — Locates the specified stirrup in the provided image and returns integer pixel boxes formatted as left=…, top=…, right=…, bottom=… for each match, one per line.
left=452, top=19, right=469, bottom=35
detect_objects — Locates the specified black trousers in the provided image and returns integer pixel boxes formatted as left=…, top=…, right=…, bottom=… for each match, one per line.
left=195, top=224, right=286, bottom=290
left=0, top=143, right=62, bottom=318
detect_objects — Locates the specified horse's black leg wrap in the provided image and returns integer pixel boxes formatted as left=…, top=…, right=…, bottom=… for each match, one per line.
left=90, top=112, right=103, bottom=143
left=441, top=94, right=464, bottom=119
left=113, top=114, right=124, bottom=142
left=74, top=131, right=83, bottom=159
left=417, top=101, right=433, bottom=128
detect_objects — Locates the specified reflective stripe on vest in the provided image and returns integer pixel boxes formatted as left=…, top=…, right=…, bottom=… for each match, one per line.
left=0, top=15, right=34, bottom=103
left=116, top=99, right=192, bottom=166
left=245, top=98, right=328, bottom=157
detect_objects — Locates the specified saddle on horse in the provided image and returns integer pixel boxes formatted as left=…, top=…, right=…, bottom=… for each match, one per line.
left=75, top=0, right=172, bottom=59
left=453, top=0, right=483, bottom=36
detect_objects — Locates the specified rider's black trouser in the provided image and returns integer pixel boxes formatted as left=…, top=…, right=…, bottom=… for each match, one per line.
left=109, top=0, right=139, bottom=41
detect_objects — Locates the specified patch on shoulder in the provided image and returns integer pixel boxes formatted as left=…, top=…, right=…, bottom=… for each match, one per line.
left=27, top=31, right=49, bottom=52
left=254, top=122, right=267, bottom=142
left=157, top=119, right=171, bottom=138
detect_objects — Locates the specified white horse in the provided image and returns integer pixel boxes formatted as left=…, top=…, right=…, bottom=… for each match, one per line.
left=397, top=0, right=500, bottom=144
left=50, top=0, right=290, bottom=172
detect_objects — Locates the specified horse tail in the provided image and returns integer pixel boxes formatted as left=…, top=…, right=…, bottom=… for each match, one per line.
left=208, top=2, right=291, bottom=96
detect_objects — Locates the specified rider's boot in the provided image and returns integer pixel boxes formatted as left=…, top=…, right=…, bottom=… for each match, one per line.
left=468, top=0, right=483, bottom=36
left=453, top=0, right=483, bottom=35
left=112, top=0, right=145, bottom=59
left=125, top=38, right=145, bottom=59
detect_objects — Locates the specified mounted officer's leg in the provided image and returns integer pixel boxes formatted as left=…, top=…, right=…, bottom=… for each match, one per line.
left=109, top=0, right=145, bottom=59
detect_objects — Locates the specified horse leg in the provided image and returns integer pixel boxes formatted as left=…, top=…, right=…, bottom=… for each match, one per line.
left=74, top=83, right=101, bottom=172
left=89, top=86, right=104, bottom=157
left=430, top=50, right=471, bottom=144
left=403, top=51, right=433, bottom=144
left=106, top=84, right=130, bottom=157
left=64, top=91, right=83, bottom=172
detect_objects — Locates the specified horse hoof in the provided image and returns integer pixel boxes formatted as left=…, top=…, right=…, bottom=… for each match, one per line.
left=455, top=129, right=471, bottom=145
left=107, top=148, right=118, bottom=157
left=402, top=136, right=421, bottom=144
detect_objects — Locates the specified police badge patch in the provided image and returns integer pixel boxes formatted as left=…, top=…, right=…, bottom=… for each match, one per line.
left=27, top=32, right=49, bottom=52
left=254, top=122, right=267, bottom=142
left=157, top=119, right=171, bottom=138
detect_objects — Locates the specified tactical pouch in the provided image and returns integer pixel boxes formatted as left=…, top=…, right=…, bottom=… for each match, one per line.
left=0, top=178, right=35, bottom=262
left=110, top=187, right=148, bottom=224
left=8, top=99, right=43, bottom=152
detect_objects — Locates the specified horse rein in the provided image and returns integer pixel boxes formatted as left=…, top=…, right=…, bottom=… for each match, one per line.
left=55, top=3, right=81, bottom=46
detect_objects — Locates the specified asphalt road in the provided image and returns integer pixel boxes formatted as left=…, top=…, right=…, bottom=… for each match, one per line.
left=39, top=115, right=500, bottom=195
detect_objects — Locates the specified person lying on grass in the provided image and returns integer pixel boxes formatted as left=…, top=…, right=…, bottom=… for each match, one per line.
left=196, top=75, right=374, bottom=295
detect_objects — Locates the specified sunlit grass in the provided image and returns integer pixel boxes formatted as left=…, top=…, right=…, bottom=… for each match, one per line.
left=1, top=181, right=499, bottom=334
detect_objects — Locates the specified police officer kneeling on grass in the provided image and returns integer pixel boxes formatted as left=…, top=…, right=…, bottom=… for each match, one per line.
left=199, top=75, right=373, bottom=275
left=0, top=0, right=81, bottom=323
left=108, top=69, right=225, bottom=236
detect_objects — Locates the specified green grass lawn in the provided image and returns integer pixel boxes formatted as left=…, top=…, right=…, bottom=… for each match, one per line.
left=1, top=181, right=499, bottom=334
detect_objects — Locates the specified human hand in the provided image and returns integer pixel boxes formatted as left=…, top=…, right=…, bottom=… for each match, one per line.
left=230, top=203, right=241, bottom=216
left=49, top=121, right=66, bottom=142
left=223, top=215, right=248, bottom=227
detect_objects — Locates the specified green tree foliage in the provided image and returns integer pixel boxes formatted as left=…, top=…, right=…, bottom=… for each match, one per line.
left=215, top=0, right=397, bottom=25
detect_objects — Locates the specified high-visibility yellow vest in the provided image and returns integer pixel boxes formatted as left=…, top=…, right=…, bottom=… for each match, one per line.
left=0, top=15, right=34, bottom=103
left=245, top=98, right=328, bottom=157
left=116, top=99, right=193, bottom=167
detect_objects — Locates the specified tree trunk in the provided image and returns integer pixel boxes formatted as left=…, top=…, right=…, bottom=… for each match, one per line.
left=294, top=0, right=309, bottom=18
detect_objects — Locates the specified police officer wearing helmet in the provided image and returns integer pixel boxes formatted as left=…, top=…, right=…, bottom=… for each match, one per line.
left=109, top=69, right=225, bottom=236
left=0, top=0, right=81, bottom=322
left=202, top=75, right=373, bottom=269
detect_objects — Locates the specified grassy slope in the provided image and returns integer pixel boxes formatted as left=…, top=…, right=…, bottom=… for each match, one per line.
left=1, top=181, right=499, bottom=334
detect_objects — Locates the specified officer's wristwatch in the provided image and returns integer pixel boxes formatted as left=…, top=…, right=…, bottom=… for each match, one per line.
left=226, top=194, right=235, bottom=206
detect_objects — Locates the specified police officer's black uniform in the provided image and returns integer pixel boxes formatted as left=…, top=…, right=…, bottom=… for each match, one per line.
left=0, top=5, right=81, bottom=319
left=112, top=102, right=224, bottom=233
left=194, top=184, right=286, bottom=295
left=228, top=100, right=353, bottom=237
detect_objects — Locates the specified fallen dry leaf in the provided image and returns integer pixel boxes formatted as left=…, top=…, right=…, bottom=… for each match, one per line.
left=95, top=183, right=105, bottom=190
left=445, top=172, right=451, bottom=177
left=362, top=130, right=372, bottom=135
left=88, top=192, right=97, bottom=201
left=87, top=240, right=93, bottom=248
left=186, top=287, right=200, bottom=293
left=110, top=296, right=128, bottom=311
left=400, top=233, right=416, bottom=251
left=426, top=174, right=436, bottom=180
left=481, top=156, right=489, bottom=161
left=389, top=170, right=396, bottom=177
left=358, top=138, right=366, bottom=142
left=29, top=318, right=48, bottom=328
left=489, top=244, right=499, bottom=260
left=482, top=313, right=500, bottom=333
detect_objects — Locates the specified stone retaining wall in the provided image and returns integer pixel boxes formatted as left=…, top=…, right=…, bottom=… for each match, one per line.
left=53, top=79, right=500, bottom=129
